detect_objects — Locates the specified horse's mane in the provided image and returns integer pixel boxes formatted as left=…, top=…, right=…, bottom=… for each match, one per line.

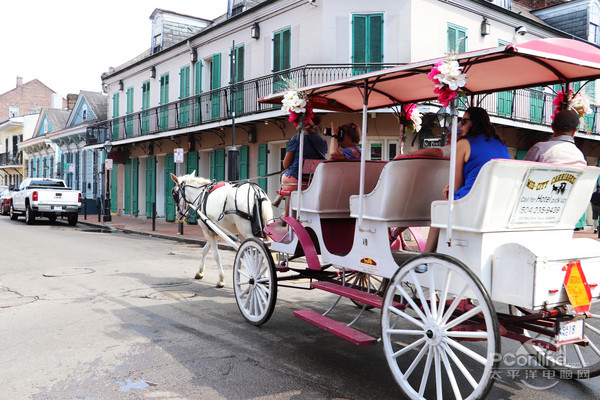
left=179, top=173, right=211, bottom=186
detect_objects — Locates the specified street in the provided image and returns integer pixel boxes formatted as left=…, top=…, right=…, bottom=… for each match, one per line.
left=1, top=216, right=600, bottom=399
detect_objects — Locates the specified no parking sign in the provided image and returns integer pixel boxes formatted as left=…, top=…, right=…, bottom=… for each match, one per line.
left=174, top=148, right=184, bottom=164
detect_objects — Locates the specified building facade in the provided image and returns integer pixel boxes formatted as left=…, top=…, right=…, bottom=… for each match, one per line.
left=83, top=0, right=600, bottom=223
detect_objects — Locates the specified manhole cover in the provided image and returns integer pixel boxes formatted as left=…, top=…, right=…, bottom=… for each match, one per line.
left=0, top=296, right=38, bottom=308
left=43, top=268, right=95, bottom=277
left=147, top=291, right=196, bottom=300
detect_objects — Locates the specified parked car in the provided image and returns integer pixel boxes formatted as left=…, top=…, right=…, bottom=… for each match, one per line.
left=10, top=178, right=81, bottom=225
left=0, top=187, right=13, bottom=215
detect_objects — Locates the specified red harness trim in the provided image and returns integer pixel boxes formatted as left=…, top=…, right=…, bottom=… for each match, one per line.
left=210, top=181, right=227, bottom=193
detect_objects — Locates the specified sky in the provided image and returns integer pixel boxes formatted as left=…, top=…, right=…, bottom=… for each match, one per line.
left=0, top=0, right=228, bottom=98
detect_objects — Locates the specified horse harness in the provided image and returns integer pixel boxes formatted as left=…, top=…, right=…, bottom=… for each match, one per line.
left=174, top=180, right=269, bottom=238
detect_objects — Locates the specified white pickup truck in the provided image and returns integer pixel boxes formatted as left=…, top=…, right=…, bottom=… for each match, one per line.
left=10, top=178, right=81, bottom=225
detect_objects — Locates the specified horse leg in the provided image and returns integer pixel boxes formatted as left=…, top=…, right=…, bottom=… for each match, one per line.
left=207, top=233, right=225, bottom=288
left=195, top=241, right=212, bottom=280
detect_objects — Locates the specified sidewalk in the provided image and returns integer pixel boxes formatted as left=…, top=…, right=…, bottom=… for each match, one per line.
left=78, top=214, right=217, bottom=247
left=78, top=213, right=600, bottom=246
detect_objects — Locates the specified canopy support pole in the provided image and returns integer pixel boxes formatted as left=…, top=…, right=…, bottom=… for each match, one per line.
left=358, top=80, right=369, bottom=230
left=446, top=102, right=459, bottom=247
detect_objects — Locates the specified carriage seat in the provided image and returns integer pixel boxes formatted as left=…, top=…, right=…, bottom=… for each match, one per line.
left=290, top=160, right=387, bottom=218
left=431, top=159, right=600, bottom=233
left=349, top=157, right=449, bottom=225
left=277, top=159, right=324, bottom=196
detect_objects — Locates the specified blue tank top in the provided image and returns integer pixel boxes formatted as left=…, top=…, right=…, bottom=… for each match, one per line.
left=454, top=135, right=510, bottom=200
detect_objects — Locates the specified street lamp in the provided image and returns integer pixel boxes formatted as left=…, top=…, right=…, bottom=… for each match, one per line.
left=103, top=140, right=113, bottom=222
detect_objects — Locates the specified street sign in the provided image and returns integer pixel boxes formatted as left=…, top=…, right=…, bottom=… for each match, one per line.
left=174, top=148, right=184, bottom=164
left=105, top=158, right=113, bottom=171
left=69, top=163, right=75, bottom=173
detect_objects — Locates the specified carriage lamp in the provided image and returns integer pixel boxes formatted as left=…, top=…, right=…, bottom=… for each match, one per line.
left=436, top=106, right=453, bottom=145
left=103, top=140, right=113, bottom=222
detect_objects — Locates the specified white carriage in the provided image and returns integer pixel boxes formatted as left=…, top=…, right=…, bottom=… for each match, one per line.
left=205, top=38, right=600, bottom=399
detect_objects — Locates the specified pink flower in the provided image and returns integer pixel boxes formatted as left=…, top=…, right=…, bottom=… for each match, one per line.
left=437, top=88, right=457, bottom=107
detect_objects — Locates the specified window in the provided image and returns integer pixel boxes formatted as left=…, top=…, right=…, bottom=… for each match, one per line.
left=591, top=3, right=600, bottom=44
left=352, top=13, right=384, bottom=74
left=230, top=44, right=245, bottom=115
left=447, top=24, right=467, bottom=53
left=9, top=106, right=18, bottom=118
left=82, top=106, right=88, bottom=121
left=112, top=93, right=119, bottom=139
left=159, top=73, right=170, bottom=131
left=211, top=54, right=222, bottom=120
left=179, top=66, right=191, bottom=127
left=126, top=87, right=134, bottom=136
left=141, top=81, right=151, bottom=134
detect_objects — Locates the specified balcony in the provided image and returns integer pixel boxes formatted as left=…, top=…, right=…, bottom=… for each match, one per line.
left=93, top=64, right=600, bottom=140
left=0, top=151, right=23, bottom=166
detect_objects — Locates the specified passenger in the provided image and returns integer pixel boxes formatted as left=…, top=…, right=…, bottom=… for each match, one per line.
left=328, top=122, right=362, bottom=160
left=273, top=115, right=328, bottom=207
left=523, top=109, right=586, bottom=166
left=425, top=107, right=510, bottom=252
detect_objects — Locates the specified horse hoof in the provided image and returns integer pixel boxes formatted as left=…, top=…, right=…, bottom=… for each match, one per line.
left=216, top=282, right=225, bottom=288
left=195, top=273, right=203, bottom=280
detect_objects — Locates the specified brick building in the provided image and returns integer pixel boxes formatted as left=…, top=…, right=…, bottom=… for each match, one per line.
left=0, top=76, right=65, bottom=122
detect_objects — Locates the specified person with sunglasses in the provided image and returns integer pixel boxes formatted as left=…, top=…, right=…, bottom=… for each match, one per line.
left=425, top=106, right=510, bottom=252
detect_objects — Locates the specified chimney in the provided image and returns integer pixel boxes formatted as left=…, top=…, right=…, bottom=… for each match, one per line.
left=67, top=94, right=78, bottom=111
left=16, top=76, right=23, bottom=88
left=51, top=93, right=63, bottom=109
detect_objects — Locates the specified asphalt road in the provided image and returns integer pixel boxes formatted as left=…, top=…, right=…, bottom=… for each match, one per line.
left=1, top=216, right=599, bottom=399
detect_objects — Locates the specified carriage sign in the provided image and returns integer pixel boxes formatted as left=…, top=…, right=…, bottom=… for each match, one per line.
left=509, top=167, right=581, bottom=226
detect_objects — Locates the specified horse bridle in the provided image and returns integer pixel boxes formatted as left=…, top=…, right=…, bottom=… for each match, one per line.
left=172, top=182, right=210, bottom=221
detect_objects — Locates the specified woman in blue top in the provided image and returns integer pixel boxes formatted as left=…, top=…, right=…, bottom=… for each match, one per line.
left=329, top=122, right=361, bottom=160
left=426, top=106, right=510, bottom=252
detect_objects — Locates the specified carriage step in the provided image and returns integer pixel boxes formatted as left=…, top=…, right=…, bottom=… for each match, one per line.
left=310, top=281, right=394, bottom=309
left=294, top=310, right=378, bottom=346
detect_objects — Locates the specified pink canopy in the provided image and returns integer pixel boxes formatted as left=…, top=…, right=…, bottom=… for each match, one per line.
left=258, top=38, right=600, bottom=111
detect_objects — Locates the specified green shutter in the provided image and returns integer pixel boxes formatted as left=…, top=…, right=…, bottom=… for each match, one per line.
left=239, top=146, right=248, bottom=180
left=132, top=158, right=139, bottom=216
left=232, top=45, right=245, bottom=115
left=447, top=25, right=467, bottom=53
left=352, top=14, right=383, bottom=74
left=273, top=28, right=291, bottom=93
left=141, top=81, right=150, bottom=134
left=159, top=73, right=169, bottom=130
left=179, top=66, right=190, bottom=127
left=124, top=161, right=132, bottom=215
left=210, top=149, right=225, bottom=182
left=112, top=93, right=120, bottom=140
left=111, top=167, right=118, bottom=214
left=146, top=157, right=156, bottom=216
left=194, top=61, right=203, bottom=124
left=164, top=154, right=175, bottom=221
left=211, top=54, right=221, bottom=120
left=352, top=15, right=367, bottom=75
left=257, top=144, right=267, bottom=191
left=498, top=91, right=514, bottom=117
left=126, top=88, right=134, bottom=137
left=530, top=87, right=544, bottom=123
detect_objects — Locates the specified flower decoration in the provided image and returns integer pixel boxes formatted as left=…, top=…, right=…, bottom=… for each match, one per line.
left=552, top=89, right=591, bottom=119
left=428, top=57, right=467, bottom=107
left=281, top=79, right=314, bottom=129
left=403, top=103, right=422, bottom=133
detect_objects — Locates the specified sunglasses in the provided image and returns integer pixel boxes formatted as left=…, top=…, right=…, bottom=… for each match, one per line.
left=459, top=118, right=471, bottom=125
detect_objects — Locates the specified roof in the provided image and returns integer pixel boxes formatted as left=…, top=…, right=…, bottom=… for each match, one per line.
left=80, top=91, right=108, bottom=121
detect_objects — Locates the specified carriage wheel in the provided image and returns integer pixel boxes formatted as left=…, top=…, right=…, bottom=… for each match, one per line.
left=509, top=304, right=600, bottom=377
left=342, top=271, right=388, bottom=309
left=381, top=253, right=500, bottom=400
left=233, top=238, right=277, bottom=326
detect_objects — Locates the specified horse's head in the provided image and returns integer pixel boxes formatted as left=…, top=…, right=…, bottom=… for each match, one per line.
left=170, top=171, right=211, bottom=221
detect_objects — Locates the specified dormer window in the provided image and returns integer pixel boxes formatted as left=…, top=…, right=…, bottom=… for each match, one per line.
left=9, top=106, right=18, bottom=118
left=82, top=105, right=88, bottom=121
left=230, top=0, right=244, bottom=17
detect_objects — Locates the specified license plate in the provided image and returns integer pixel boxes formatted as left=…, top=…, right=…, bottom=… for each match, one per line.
left=557, top=319, right=585, bottom=343
left=54, top=206, right=62, bottom=211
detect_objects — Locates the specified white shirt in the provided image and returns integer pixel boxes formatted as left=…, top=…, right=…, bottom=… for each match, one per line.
left=523, top=135, right=586, bottom=166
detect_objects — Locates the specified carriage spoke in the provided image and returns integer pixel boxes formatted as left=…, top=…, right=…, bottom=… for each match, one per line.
left=419, top=346, right=434, bottom=397
left=409, top=270, right=432, bottom=319
left=429, top=270, right=438, bottom=320
left=574, top=344, right=586, bottom=367
left=437, top=269, right=453, bottom=324
left=434, top=347, right=443, bottom=400
left=388, top=329, right=426, bottom=336
left=445, top=331, right=488, bottom=340
left=440, top=284, right=468, bottom=326
left=444, top=337, right=488, bottom=365
left=442, top=342, right=479, bottom=389
left=238, top=285, right=250, bottom=298
left=388, top=305, right=425, bottom=329
left=404, top=342, right=430, bottom=380
left=443, top=305, right=482, bottom=331
left=440, top=344, right=463, bottom=400
left=392, top=336, right=426, bottom=359
left=395, top=283, right=428, bottom=323
left=585, top=334, right=600, bottom=357
left=586, top=322, right=600, bottom=336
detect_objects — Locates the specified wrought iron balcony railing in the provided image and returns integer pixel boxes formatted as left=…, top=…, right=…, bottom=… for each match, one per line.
left=0, top=151, right=23, bottom=166
left=90, top=64, right=599, bottom=141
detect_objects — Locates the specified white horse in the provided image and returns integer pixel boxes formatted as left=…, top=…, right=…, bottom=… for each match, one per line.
left=170, top=172, right=273, bottom=288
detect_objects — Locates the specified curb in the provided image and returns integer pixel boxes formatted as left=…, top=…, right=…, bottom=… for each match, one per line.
left=77, top=220, right=237, bottom=250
